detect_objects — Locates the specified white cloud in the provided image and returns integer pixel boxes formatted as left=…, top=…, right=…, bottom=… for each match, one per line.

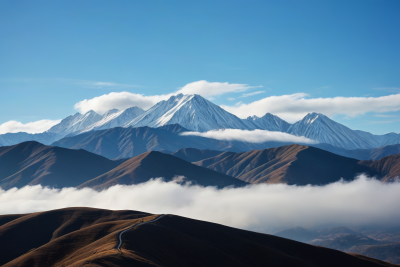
left=0, top=119, right=62, bottom=135
left=176, top=80, right=260, bottom=97
left=228, top=97, right=236, bottom=101
left=221, top=93, right=400, bottom=123
left=74, top=92, right=173, bottom=114
left=180, top=129, right=318, bottom=144
left=74, top=80, right=260, bottom=114
left=240, top=91, right=265, bottom=98
left=1, top=176, right=399, bottom=233
left=375, top=114, right=397, bottom=118
left=83, top=81, right=138, bottom=89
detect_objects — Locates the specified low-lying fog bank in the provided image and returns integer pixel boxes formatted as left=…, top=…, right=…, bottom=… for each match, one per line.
left=1, top=175, right=399, bottom=233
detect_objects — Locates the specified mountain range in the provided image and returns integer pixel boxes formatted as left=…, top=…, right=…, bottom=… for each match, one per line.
left=51, top=123, right=400, bottom=162
left=193, top=145, right=380, bottom=185
left=274, top=226, right=400, bottom=264
left=0, top=207, right=396, bottom=267
left=1, top=141, right=399, bottom=190
left=0, top=141, right=247, bottom=190
left=1, top=94, right=399, bottom=150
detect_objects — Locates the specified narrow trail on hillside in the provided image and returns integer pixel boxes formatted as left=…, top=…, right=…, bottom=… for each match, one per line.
left=115, top=214, right=165, bottom=252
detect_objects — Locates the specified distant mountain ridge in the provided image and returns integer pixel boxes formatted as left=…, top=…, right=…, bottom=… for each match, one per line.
left=193, top=145, right=381, bottom=185
left=51, top=124, right=296, bottom=160
left=0, top=94, right=399, bottom=150
left=0, top=141, right=122, bottom=189
left=78, top=151, right=248, bottom=190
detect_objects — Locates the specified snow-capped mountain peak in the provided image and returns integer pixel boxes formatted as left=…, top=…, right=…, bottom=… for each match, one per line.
left=125, top=93, right=254, bottom=132
left=76, top=106, right=145, bottom=134
left=287, top=112, right=374, bottom=149
left=47, top=110, right=103, bottom=136
left=243, top=112, right=290, bottom=132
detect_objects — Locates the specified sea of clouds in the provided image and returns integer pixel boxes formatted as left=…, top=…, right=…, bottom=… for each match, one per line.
left=1, top=175, right=399, bottom=233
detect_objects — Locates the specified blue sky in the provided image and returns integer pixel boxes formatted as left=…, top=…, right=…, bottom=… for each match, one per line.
left=0, top=0, right=399, bottom=134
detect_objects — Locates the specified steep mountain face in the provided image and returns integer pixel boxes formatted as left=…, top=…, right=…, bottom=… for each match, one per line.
left=125, top=94, right=254, bottom=131
left=1, top=208, right=394, bottom=267
left=193, top=145, right=379, bottom=185
left=74, top=106, right=145, bottom=134
left=47, top=110, right=103, bottom=136
left=78, top=151, right=248, bottom=190
left=244, top=113, right=291, bottom=132
left=287, top=113, right=375, bottom=150
left=0, top=141, right=122, bottom=189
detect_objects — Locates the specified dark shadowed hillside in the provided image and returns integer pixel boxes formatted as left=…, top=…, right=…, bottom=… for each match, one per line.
left=0, top=207, right=397, bottom=267
left=0, top=141, right=122, bottom=189
left=170, top=147, right=225, bottom=162
left=78, top=151, right=248, bottom=190
left=194, top=144, right=379, bottom=185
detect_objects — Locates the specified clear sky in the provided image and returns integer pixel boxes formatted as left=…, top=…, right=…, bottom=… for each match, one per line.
left=0, top=0, right=399, bottom=135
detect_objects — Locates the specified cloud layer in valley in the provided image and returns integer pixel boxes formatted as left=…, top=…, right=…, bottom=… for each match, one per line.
left=0, top=119, right=62, bottom=135
left=221, top=93, right=400, bottom=122
left=1, top=175, right=399, bottom=233
left=180, top=129, right=318, bottom=144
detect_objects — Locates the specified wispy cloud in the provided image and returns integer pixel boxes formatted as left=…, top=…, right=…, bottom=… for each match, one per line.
left=239, top=91, right=265, bottom=98
left=69, top=80, right=141, bottom=89
left=176, top=80, right=262, bottom=97
left=367, top=120, right=400, bottom=124
left=0, top=119, right=62, bottom=134
left=1, top=176, right=399, bottom=233
left=374, top=87, right=400, bottom=92
left=375, top=114, right=397, bottom=118
left=221, top=93, right=400, bottom=123
left=180, top=129, right=318, bottom=144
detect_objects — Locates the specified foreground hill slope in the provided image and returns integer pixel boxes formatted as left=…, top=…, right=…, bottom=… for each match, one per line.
left=194, top=144, right=379, bottom=185
left=0, top=207, right=396, bottom=267
left=0, top=141, right=122, bottom=189
left=78, top=151, right=248, bottom=190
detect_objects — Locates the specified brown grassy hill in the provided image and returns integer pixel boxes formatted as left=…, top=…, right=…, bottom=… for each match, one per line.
left=0, top=141, right=122, bottom=189
left=170, top=147, right=225, bottom=162
left=78, top=151, right=248, bottom=190
left=194, top=144, right=378, bottom=185
left=1, top=207, right=397, bottom=267
left=0, top=207, right=150, bottom=266
left=359, top=154, right=400, bottom=182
